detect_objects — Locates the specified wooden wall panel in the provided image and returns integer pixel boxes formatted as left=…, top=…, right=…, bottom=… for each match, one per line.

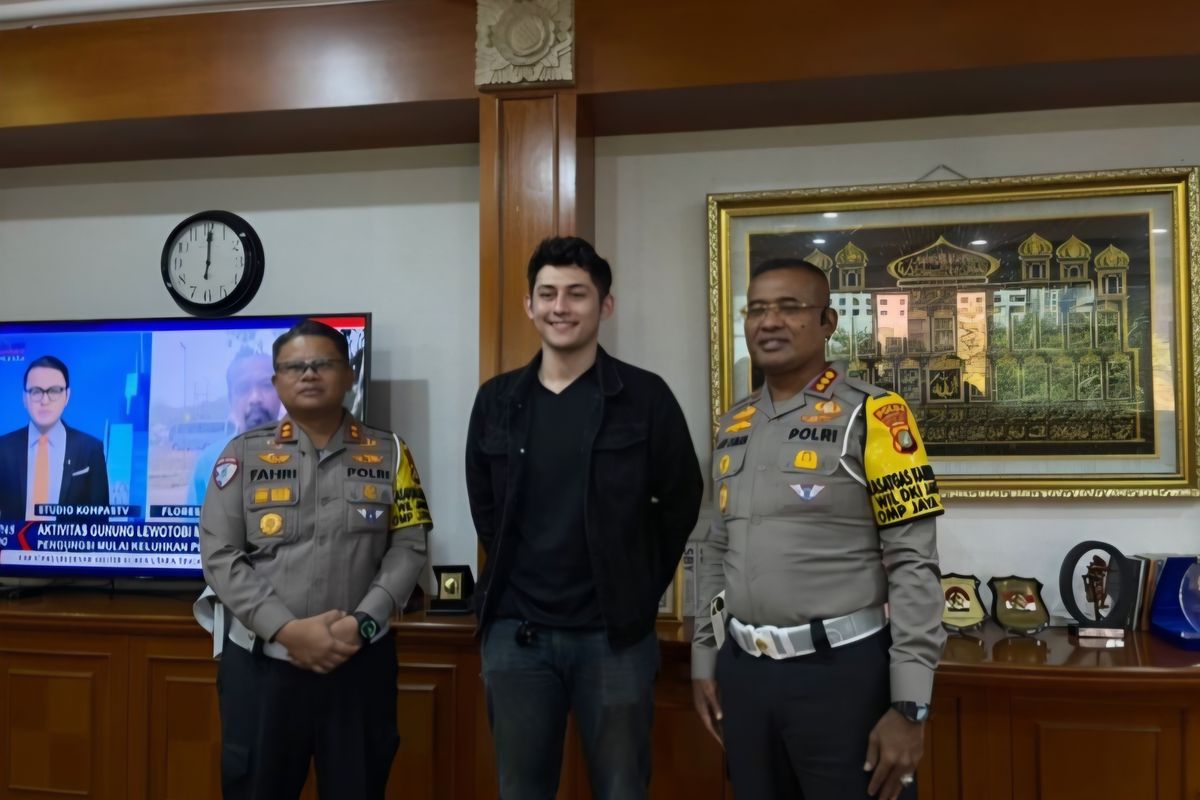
left=127, top=636, right=220, bottom=800
left=1011, top=695, right=1184, bottom=800
left=478, top=91, right=595, bottom=380
left=0, top=0, right=476, bottom=129
left=573, top=0, right=1200, bottom=95
left=0, top=634, right=126, bottom=799
left=394, top=657, right=459, bottom=800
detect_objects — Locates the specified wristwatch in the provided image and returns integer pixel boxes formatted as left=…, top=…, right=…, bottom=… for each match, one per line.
left=891, top=701, right=931, bottom=723
left=353, top=611, right=380, bottom=643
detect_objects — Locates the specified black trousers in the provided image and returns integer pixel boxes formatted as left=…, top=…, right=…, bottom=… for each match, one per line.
left=716, top=629, right=918, bottom=800
left=217, top=633, right=400, bottom=800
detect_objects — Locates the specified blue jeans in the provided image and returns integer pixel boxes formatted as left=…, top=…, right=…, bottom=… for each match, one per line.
left=481, top=619, right=660, bottom=800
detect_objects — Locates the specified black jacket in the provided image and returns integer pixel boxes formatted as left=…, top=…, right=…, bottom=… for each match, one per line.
left=466, top=347, right=703, bottom=648
left=0, top=423, right=110, bottom=520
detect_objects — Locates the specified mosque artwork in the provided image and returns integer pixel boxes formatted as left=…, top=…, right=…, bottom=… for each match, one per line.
left=749, top=214, right=1153, bottom=458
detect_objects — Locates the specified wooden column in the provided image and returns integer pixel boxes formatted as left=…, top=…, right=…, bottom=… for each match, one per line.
left=478, top=90, right=595, bottom=380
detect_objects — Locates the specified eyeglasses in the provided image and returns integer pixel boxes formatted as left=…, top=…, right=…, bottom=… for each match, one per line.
left=740, top=301, right=828, bottom=321
left=274, top=358, right=346, bottom=378
left=25, top=386, right=67, bottom=401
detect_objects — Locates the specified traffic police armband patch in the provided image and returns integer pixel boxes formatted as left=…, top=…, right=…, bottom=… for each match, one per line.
left=213, top=457, right=239, bottom=490
left=863, top=393, right=944, bottom=528
left=390, top=441, right=433, bottom=529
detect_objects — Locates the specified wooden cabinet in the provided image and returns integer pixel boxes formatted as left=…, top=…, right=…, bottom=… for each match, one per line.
left=2, top=595, right=1199, bottom=800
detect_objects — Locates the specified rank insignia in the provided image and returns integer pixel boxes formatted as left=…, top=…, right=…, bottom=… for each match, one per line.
left=278, top=421, right=295, bottom=441
left=793, top=450, right=818, bottom=470
left=812, top=368, right=839, bottom=394
left=259, top=513, right=283, bottom=536
left=356, top=507, right=385, bottom=522
left=719, top=455, right=731, bottom=475
left=258, top=452, right=291, bottom=465
left=718, top=482, right=729, bottom=513
left=362, top=437, right=378, bottom=447
left=352, top=453, right=385, bottom=464
left=213, top=458, right=239, bottom=489
left=789, top=484, right=825, bottom=501
left=348, top=423, right=362, bottom=441
left=732, top=406, right=757, bottom=421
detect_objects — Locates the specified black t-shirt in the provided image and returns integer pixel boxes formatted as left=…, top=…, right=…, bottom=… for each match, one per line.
left=494, top=366, right=603, bottom=628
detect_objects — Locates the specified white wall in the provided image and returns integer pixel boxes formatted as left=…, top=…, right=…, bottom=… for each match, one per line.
left=0, top=144, right=481, bottom=570
left=594, top=103, right=1200, bottom=615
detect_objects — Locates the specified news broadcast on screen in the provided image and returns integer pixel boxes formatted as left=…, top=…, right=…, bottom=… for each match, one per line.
left=0, top=314, right=369, bottom=579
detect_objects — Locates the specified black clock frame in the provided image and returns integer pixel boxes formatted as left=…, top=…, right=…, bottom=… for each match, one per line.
left=161, top=210, right=265, bottom=317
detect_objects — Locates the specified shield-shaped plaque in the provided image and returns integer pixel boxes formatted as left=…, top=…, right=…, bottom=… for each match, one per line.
left=941, top=573, right=987, bottom=632
left=988, top=575, right=1049, bottom=635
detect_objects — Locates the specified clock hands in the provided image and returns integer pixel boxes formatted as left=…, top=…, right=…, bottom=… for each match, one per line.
left=204, top=228, right=214, bottom=280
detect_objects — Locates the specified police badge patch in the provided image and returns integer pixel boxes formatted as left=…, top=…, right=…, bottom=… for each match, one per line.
left=213, top=457, right=240, bottom=490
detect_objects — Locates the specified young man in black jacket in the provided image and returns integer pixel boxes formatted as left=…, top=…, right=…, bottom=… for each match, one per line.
left=466, top=236, right=703, bottom=800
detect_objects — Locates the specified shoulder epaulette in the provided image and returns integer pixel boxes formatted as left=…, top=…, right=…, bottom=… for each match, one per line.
left=841, top=374, right=892, bottom=400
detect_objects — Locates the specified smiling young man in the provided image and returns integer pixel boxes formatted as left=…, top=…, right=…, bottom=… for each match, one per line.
left=0, top=355, right=109, bottom=521
left=691, top=258, right=946, bottom=800
left=198, top=320, right=430, bottom=799
left=466, top=236, right=703, bottom=800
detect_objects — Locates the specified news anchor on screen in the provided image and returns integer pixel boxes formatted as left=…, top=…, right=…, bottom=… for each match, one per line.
left=0, top=356, right=109, bottom=520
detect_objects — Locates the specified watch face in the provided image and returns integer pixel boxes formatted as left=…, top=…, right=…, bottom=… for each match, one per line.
left=162, top=210, right=264, bottom=317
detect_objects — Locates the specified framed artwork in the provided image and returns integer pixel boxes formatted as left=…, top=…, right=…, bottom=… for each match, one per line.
left=708, top=168, right=1200, bottom=497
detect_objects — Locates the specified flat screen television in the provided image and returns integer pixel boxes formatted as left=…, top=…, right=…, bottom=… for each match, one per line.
left=0, top=313, right=370, bottom=580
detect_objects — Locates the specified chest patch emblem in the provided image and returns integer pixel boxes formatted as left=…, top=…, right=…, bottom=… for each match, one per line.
left=352, top=453, right=385, bottom=464
left=793, top=450, right=818, bottom=470
left=258, top=452, right=291, bottom=465
left=357, top=507, right=385, bottom=522
left=790, top=484, right=825, bottom=501
left=259, top=513, right=283, bottom=536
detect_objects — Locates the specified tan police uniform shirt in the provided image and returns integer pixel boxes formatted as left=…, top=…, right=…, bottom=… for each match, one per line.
left=200, top=413, right=431, bottom=643
left=692, top=362, right=946, bottom=704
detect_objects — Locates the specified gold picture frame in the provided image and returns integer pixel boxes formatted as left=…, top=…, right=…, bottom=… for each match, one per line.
left=708, top=168, right=1200, bottom=497
left=658, top=561, right=684, bottom=621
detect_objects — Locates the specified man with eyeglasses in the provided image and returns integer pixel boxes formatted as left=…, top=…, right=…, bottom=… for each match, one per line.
left=691, top=258, right=945, bottom=800
left=0, top=355, right=109, bottom=520
left=197, top=319, right=430, bottom=799
left=187, top=350, right=282, bottom=504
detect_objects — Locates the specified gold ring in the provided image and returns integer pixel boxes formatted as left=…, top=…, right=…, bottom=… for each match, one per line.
left=900, top=774, right=914, bottom=786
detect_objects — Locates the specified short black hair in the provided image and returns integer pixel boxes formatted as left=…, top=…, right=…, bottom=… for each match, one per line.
left=24, top=356, right=70, bottom=389
left=526, top=236, right=613, bottom=298
left=750, top=258, right=831, bottom=291
left=272, top=319, right=350, bottom=364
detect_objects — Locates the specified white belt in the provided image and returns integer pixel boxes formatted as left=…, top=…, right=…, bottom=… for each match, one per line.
left=729, top=605, right=886, bottom=660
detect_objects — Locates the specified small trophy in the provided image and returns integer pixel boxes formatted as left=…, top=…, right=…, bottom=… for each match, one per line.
left=940, top=573, right=987, bottom=632
left=988, top=575, right=1049, bottom=635
left=1058, top=541, right=1137, bottom=642
left=428, top=565, right=475, bottom=614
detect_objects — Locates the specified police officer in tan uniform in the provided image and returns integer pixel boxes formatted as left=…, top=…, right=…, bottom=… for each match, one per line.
left=200, top=319, right=431, bottom=800
left=692, top=259, right=945, bottom=800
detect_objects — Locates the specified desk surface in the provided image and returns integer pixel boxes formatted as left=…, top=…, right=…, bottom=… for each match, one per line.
left=2, top=592, right=1197, bottom=684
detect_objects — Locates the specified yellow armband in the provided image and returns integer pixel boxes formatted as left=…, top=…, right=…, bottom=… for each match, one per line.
left=863, top=393, right=944, bottom=528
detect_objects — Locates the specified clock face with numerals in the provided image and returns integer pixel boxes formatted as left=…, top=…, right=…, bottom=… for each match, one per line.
left=161, top=210, right=264, bottom=317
